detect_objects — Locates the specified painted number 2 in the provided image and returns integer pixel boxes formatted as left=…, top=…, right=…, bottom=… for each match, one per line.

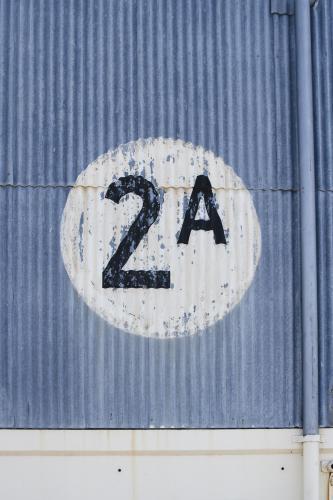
left=103, top=175, right=226, bottom=289
left=102, top=176, right=170, bottom=288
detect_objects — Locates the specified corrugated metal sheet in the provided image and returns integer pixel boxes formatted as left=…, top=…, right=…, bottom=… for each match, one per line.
left=312, top=0, right=333, bottom=427
left=0, top=187, right=301, bottom=428
left=0, top=0, right=303, bottom=428
left=0, top=0, right=297, bottom=189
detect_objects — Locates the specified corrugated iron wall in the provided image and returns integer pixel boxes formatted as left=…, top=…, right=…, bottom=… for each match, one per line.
left=0, top=0, right=308, bottom=428
left=312, top=0, right=333, bottom=427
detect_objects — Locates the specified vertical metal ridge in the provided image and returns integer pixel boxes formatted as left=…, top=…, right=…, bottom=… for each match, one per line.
left=311, top=0, right=333, bottom=427
left=317, top=192, right=333, bottom=425
left=313, top=0, right=333, bottom=190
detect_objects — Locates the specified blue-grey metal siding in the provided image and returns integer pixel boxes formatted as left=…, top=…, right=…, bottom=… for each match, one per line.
left=312, top=0, right=333, bottom=427
left=0, top=0, right=304, bottom=428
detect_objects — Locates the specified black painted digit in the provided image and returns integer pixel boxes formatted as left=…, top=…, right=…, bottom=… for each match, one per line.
left=103, top=175, right=170, bottom=289
left=177, top=175, right=227, bottom=245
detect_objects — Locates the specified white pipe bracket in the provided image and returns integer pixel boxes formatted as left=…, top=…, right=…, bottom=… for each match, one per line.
left=294, top=434, right=322, bottom=443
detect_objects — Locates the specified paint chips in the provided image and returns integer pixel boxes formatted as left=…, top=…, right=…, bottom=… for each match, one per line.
left=61, top=138, right=261, bottom=338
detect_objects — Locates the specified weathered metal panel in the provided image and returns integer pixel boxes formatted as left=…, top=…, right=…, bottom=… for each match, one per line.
left=0, top=430, right=305, bottom=500
left=312, top=0, right=333, bottom=427
left=0, top=0, right=302, bottom=428
left=0, top=187, right=301, bottom=428
left=0, top=0, right=297, bottom=189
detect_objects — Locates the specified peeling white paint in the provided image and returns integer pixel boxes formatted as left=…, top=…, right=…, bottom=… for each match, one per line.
left=61, top=138, right=261, bottom=338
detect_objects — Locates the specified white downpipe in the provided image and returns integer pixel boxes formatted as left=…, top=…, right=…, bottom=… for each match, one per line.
left=303, top=436, right=320, bottom=500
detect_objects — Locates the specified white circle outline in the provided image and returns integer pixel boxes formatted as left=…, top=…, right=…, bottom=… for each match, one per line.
left=60, top=138, right=262, bottom=339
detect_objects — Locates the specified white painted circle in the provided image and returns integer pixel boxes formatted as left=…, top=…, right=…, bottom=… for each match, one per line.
left=61, top=138, right=261, bottom=338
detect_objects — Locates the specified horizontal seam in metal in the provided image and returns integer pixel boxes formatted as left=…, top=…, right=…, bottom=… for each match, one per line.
left=0, top=450, right=302, bottom=457
left=0, top=184, right=301, bottom=192
left=2, top=185, right=333, bottom=192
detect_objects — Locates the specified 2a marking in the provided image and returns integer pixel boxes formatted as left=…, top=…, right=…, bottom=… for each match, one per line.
left=103, top=175, right=226, bottom=289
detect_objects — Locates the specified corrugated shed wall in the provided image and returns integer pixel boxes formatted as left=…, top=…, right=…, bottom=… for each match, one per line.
left=312, top=0, right=333, bottom=427
left=0, top=0, right=303, bottom=428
